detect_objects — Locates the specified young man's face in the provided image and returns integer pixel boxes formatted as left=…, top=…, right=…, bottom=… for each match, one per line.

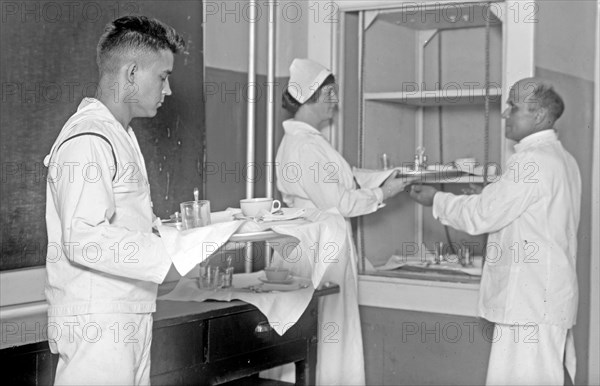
left=130, top=49, right=174, bottom=118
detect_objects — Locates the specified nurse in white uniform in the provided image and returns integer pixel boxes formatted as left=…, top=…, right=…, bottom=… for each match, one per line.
left=274, top=59, right=413, bottom=385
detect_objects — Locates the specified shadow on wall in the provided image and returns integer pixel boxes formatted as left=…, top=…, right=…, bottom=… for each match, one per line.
left=204, top=67, right=291, bottom=210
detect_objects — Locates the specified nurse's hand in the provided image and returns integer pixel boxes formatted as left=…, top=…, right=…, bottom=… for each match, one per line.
left=409, top=185, right=438, bottom=206
left=381, top=173, right=418, bottom=200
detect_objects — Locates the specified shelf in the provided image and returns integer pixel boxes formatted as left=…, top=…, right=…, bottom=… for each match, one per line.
left=342, top=1, right=508, bottom=274
left=358, top=274, right=480, bottom=317
left=364, top=87, right=502, bottom=106
left=396, top=165, right=500, bottom=184
left=417, top=175, right=497, bottom=184
left=375, top=3, right=502, bottom=31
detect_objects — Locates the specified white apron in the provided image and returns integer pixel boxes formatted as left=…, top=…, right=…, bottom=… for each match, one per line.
left=268, top=119, right=383, bottom=385
left=485, top=324, right=576, bottom=385
left=265, top=213, right=364, bottom=385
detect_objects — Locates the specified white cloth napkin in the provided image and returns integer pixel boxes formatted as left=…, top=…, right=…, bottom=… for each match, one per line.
left=261, top=208, right=307, bottom=222
left=211, top=208, right=242, bottom=223
left=225, top=208, right=344, bottom=289
left=158, top=207, right=347, bottom=335
left=352, top=167, right=404, bottom=188
left=158, top=272, right=314, bottom=336
left=158, top=220, right=244, bottom=276
left=268, top=208, right=348, bottom=288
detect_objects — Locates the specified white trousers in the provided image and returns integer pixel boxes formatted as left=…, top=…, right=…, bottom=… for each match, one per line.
left=48, top=313, right=153, bottom=386
left=485, top=323, right=576, bottom=386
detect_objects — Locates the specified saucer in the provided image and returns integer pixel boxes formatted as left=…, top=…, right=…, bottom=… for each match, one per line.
left=259, top=276, right=294, bottom=285
left=234, top=213, right=260, bottom=221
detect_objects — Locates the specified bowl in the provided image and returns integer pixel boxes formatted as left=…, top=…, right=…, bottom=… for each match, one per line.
left=264, top=267, right=290, bottom=282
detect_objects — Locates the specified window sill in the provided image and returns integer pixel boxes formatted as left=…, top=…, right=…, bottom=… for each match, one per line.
left=358, top=272, right=480, bottom=317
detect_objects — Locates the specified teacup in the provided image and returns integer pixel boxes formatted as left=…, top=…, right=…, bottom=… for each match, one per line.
left=264, top=267, right=290, bottom=282
left=240, top=198, right=281, bottom=217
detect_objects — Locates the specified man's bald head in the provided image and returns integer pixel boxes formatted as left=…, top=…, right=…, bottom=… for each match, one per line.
left=512, top=77, right=565, bottom=126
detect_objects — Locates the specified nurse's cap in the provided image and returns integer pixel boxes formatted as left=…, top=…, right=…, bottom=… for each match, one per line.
left=287, top=58, right=332, bottom=104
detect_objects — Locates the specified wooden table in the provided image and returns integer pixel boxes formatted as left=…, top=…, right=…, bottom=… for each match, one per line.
left=151, top=283, right=338, bottom=385
left=0, top=284, right=339, bottom=386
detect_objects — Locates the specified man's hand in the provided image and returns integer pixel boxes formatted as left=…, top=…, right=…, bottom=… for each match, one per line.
left=409, top=185, right=438, bottom=206
left=461, top=183, right=483, bottom=195
left=381, top=173, right=419, bottom=201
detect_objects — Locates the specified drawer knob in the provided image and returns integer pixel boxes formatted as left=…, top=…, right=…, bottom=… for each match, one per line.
left=254, top=321, right=273, bottom=334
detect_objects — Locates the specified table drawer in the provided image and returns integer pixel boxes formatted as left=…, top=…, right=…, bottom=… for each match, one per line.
left=151, top=320, right=205, bottom=375
left=207, top=302, right=318, bottom=362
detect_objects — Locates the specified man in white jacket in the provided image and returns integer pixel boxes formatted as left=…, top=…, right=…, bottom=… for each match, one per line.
left=44, top=16, right=184, bottom=385
left=409, top=78, right=580, bottom=385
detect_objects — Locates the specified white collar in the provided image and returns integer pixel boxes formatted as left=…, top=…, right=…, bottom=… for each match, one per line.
left=78, top=97, right=132, bottom=134
left=514, top=129, right=557, bottom=152
left=282, top=119, right=323, bottom=137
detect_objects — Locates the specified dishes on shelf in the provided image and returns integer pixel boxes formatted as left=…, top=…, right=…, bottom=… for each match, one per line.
left=397, top=167, right=465, bottom=179
left=363, top=87, right=503, bottom=106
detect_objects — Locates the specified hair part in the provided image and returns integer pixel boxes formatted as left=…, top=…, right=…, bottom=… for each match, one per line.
left=525, top=80, right=565, bottom=123
left=282, top=74, right=336, bottom=115
left=97, top=16, right=185, bottom=75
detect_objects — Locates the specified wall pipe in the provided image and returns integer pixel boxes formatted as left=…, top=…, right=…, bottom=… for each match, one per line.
left=245, top=0, right=257, bottom=273
left=266, top=0, right=276, bottom=199
left=246, top=0, right=257, bottom=199
left=264, top=0, right=277, bottom=268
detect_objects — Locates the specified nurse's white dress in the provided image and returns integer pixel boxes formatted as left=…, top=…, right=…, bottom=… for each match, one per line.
left=273, top=119, right=384, bottom=385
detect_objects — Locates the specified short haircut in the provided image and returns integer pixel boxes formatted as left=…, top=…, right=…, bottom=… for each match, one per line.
left=526, top=81, right=565, bottom=123
left=97, top=16, right=185, bottom=75
left=282, top=74, right=336, bottom=115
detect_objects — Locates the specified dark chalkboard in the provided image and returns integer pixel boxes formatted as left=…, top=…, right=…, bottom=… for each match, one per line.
left=0, top=0, right=205, bottom=270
